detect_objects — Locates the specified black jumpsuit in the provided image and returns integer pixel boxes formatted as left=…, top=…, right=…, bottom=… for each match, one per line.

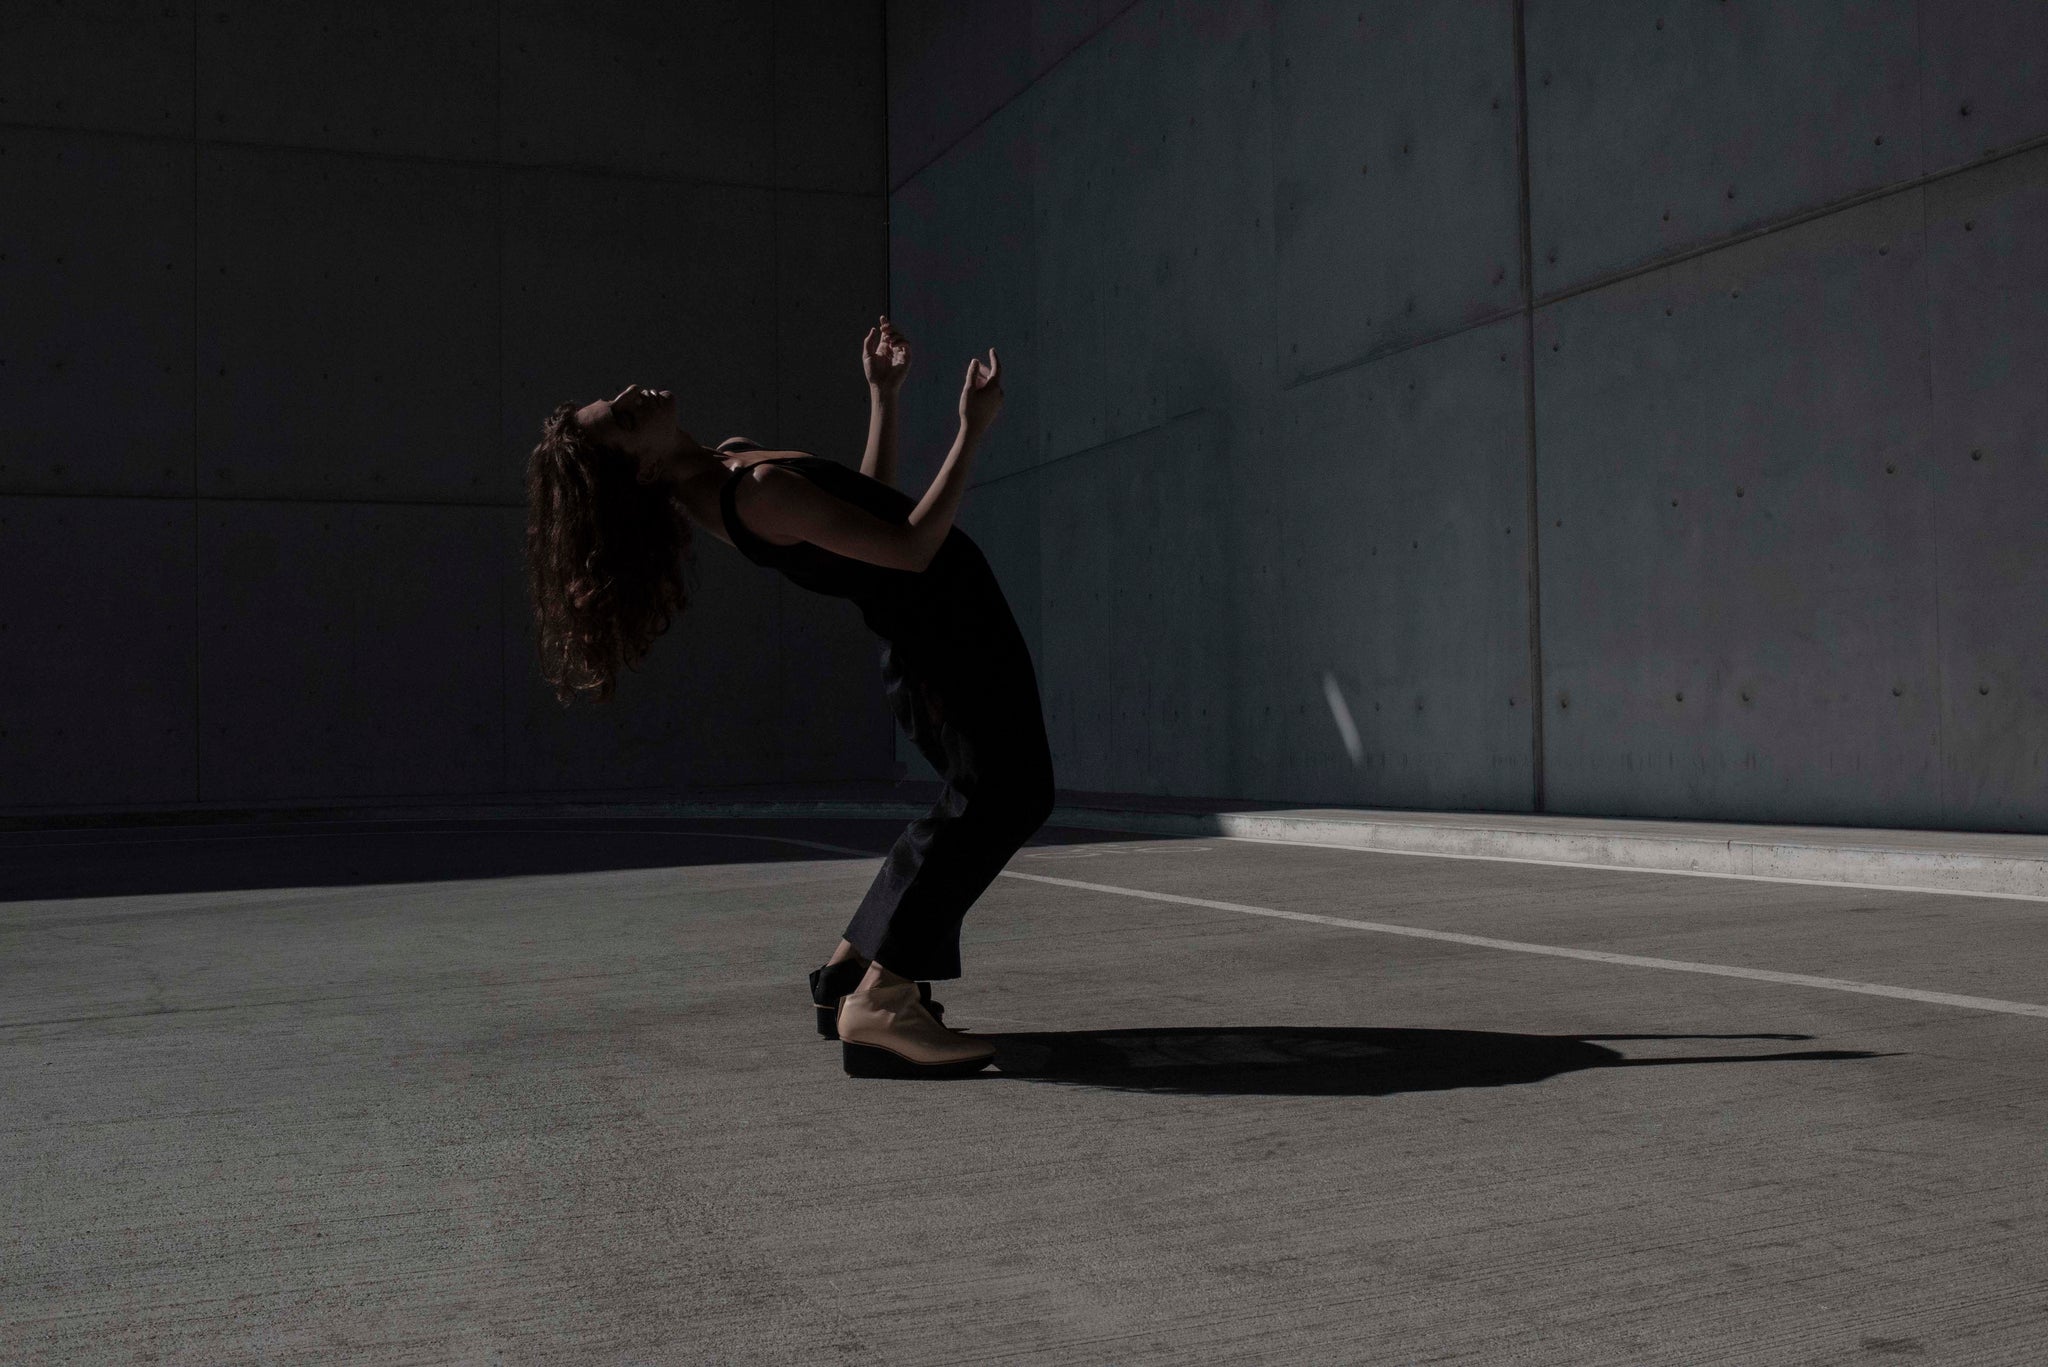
left=718, top=453, right=1056, bottom=982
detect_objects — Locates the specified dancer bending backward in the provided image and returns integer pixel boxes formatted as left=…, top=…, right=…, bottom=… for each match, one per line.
left=524, top=319, right=1053, bottom=1079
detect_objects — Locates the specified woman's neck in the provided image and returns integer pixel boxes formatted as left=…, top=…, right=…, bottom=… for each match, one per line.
left=647, top=444, right=735, bottom=493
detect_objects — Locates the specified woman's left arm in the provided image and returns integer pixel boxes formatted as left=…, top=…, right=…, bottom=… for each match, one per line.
left=860, top=317, right=909, bottom=486
left=861, top=385, right=899, bottom=488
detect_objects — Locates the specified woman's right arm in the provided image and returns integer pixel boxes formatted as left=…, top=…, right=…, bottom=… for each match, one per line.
left=899, top=349, right=1001, bottom=567
left=902, top=419, right=983, bottom=570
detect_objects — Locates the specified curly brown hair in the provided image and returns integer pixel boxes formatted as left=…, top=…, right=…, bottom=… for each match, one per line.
left=524, top=400, right=700, bottom=706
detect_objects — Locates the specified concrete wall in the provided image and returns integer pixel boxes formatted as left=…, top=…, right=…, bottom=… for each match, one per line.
left=1, top=0, right=895, bottom=812
left=885, top=0, right=2048, bottom=832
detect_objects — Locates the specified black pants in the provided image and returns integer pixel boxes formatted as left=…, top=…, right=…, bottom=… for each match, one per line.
left=843, top=572, right=1056, bottom=981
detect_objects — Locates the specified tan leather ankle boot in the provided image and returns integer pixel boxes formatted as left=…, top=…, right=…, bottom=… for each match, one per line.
left=837, top=981, right=995, bottom=1079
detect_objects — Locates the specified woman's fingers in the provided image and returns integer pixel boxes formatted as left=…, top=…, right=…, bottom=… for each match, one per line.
left=866, top=322, right=909, bottom=369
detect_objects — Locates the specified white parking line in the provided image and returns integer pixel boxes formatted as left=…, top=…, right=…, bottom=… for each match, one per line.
left=13, top=825, right=2044, bottom=1020
left=999, top=870, right=2048, bottom=1021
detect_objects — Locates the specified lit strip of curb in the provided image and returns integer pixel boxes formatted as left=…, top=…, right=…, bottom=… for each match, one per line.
left=513, top=801, right=2048, bottom=903
left=1042, top=809, right=2048, bottom=904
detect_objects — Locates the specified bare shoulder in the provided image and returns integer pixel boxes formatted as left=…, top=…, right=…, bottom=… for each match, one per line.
left=732, top=462, right=805, bottom=546
left=730, top=447, right=818, bottom=468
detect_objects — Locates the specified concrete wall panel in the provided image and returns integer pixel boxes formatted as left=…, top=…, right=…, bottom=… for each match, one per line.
left=1144, top=4, right=1273, bottom=803
left=0, top=129, right=193, bottom=498
left=501, top=0, right=772, bottom=184
left=1091, top=2, right=1273, bottom=461
left=198, top=501, right=503, bottom=802
left=1027, top=37, right=1112, bottom=468
left=887, top=101, right=1039, bottom=492
left=1926, top=144, right=2048, bottom=828
left=1922, top=1, right=2048, bottom=172
left=199, top=0, right=496, bottom=162
left=351, top=504, right=507, bottom=797
left=197, top=501, right=367, bottom=800
left=1526, top=0, right=1920, bottom=295
left=1165, top=4, right=1279, bottom=418
left=1267, top=317, right=1533, bottom=810
left=1272, top=0, right=1521, bottom=374
left=774, top=190, right=892, bottom=463
left=1091, top=2, right=1188, bottom=444
left=1008, top=2, right=1273, bottom=474
left=885, top=0, right=1131, bottom=191
left=0, top=497, right=195, bottom=807
left=1233, top=399, right=1291, bottom=803
left=1038, top=411, right=1230, bottom=797
left=197, top=146, right=499, bottom=503
left=0, top=0, right=193, bottom=137
left=2, top=2, right=892, bottom=815
left=887, top=0, right=2048, bottom=828
left=502, top=513, right=784, bottom=794
left=774, top=0, right=886, bottom=195
left=1037, top=442, right=1115, bottom=793
left=502, top=168, right=776, bottom=504
left=1111, top=409, right=1230, bottom=797
left=1535, top=190, right=1939, bottom=824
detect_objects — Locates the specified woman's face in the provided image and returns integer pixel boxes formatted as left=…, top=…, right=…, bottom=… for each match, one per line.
left=574, top=384, right=687, bottom=470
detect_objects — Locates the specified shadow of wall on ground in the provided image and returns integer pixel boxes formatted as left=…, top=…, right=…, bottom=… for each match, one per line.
left=0, top=818, right=1157, bottom=902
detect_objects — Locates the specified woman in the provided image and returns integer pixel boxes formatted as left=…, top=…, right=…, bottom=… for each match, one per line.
left=524, top=318, right=1054, bottom=1080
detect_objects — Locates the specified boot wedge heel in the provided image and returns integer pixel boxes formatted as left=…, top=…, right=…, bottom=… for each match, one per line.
left=841, top=1039, right=993, bottom=1079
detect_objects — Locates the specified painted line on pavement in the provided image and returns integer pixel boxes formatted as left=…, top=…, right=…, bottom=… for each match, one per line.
left=998, top=870, right=2048, bottom=1021
left=12, top=825, right=2045, bottom=1019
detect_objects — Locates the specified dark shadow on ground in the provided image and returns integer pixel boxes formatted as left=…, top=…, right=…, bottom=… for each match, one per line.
left=986, top=1027, right=1891, bottom=1096
left=0, top=818, right=1148, bottom=903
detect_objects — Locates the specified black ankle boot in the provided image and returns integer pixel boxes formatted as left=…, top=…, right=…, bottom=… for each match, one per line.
left=808, top=960, right=946, bottom=1038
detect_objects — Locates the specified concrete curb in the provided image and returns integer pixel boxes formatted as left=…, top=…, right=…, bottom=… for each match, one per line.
left=8, top=797, right=2047, bottom=903
left=1036, top=808, right=2048, bottom=903
left=526, top=800, right=2048, bottom=902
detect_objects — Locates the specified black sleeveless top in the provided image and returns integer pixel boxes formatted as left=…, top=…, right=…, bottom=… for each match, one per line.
left=718, top=453, right=980, bottom=644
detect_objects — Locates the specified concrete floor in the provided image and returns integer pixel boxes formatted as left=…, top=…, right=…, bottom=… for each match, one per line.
left=4, top=815, right=2046, bottom=1365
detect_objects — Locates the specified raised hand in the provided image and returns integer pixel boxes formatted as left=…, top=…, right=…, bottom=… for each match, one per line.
left=863, top=315, right=911, bottom=392
left=958, top=347, right=1002, bottom=432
